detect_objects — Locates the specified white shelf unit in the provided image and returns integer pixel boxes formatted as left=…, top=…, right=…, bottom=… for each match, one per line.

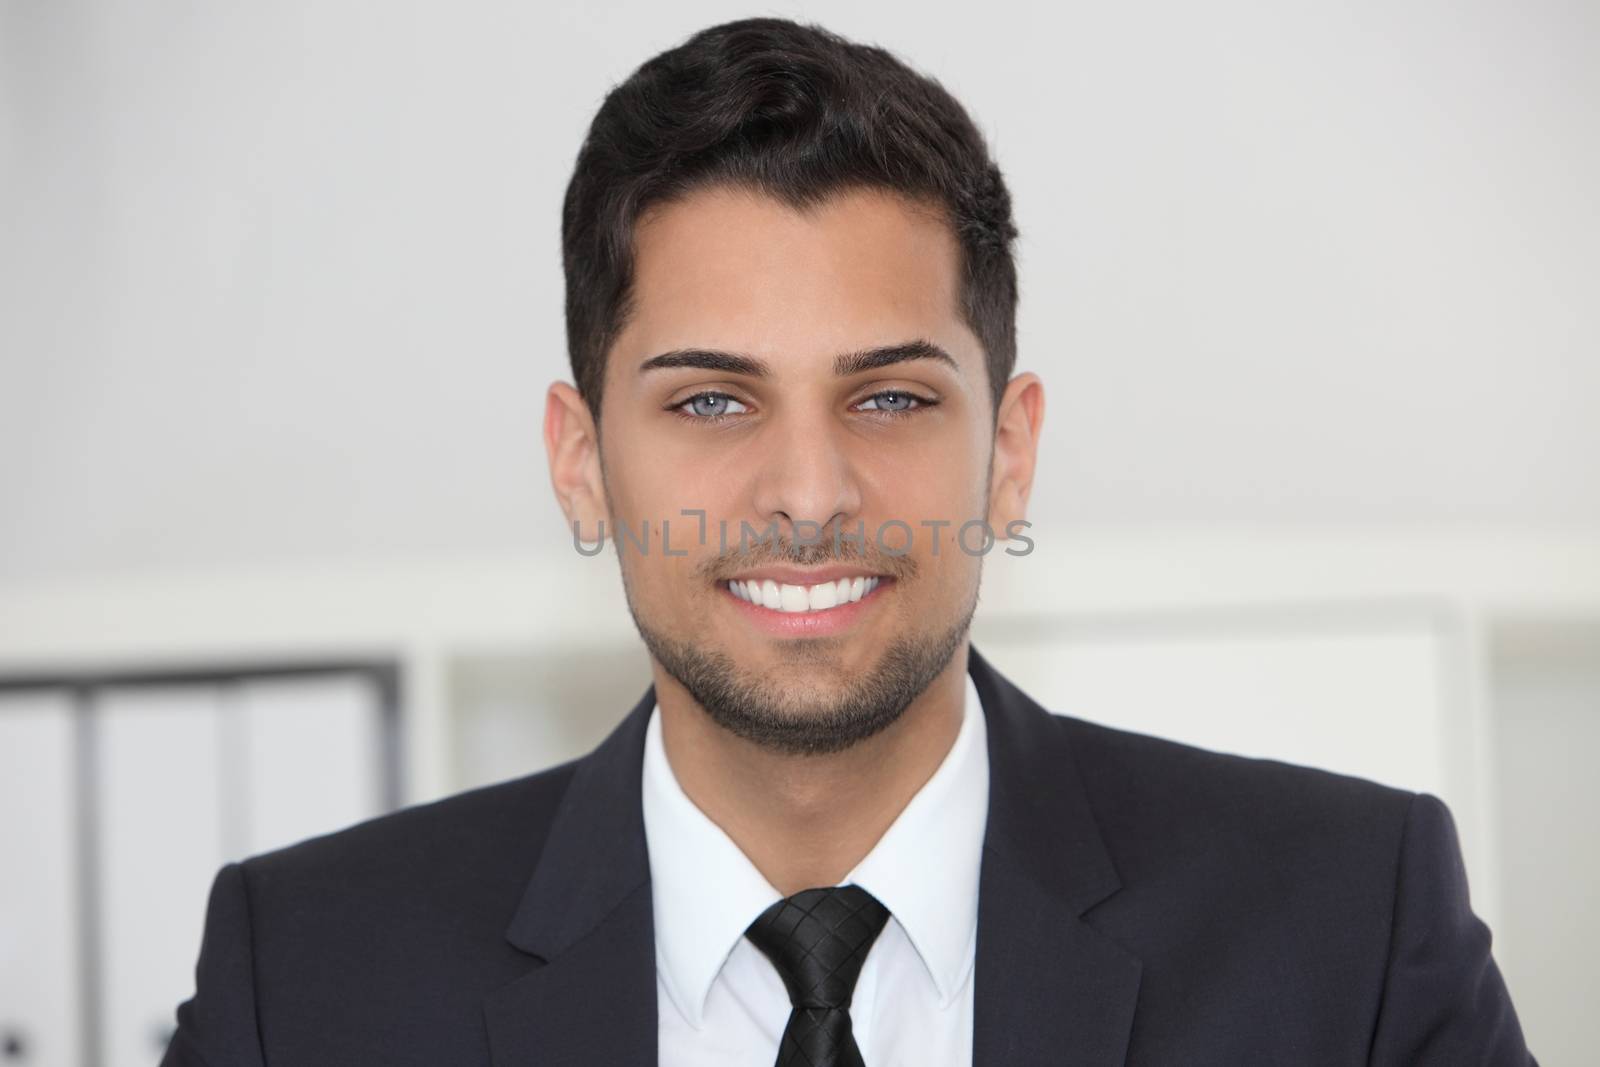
left=0, top=662, right=401, bottom=1067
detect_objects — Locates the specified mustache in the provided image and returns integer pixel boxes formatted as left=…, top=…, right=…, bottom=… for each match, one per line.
left=697, top=537, right=919, bottom=583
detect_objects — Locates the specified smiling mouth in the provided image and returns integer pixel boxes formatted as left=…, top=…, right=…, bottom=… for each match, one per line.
left=725, top=575, right=887, bottom=613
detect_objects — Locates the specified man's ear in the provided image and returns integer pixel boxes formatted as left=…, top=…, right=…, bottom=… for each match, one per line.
left=544, top=381, right=610, bottom=544
left=986, top=372, right=1045, bottom=539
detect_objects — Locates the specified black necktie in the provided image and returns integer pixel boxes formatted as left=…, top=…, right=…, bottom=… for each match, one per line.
left=744, top=883, right=892, bottom=1067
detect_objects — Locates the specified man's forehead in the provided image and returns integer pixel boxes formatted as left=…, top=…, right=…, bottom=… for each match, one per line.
left=619, top=184, right=974, bottom=376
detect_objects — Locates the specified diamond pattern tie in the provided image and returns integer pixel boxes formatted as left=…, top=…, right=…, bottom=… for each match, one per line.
left=744, top=883, right=892, bottom=1067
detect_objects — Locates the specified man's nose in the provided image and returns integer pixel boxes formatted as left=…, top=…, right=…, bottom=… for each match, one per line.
left=748, top=418, right=864, bottom=547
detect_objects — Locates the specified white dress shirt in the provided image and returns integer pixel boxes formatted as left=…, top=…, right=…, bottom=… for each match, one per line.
left=641, top=671, right=990, bottom=1067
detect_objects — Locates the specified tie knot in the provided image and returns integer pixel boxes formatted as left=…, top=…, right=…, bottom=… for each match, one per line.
left=744, top=884, right=891, bottom=1011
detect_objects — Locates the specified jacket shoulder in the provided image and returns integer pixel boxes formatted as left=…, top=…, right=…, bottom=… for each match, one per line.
left=1048, top=710, right=1418, bottom=878
left=1055, top=710, right=1416, bottom=814
left=240, top=756, right=582, bottom=905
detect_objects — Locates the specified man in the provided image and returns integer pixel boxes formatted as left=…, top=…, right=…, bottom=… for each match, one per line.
left=163, top=17, right=1535, bottom=1066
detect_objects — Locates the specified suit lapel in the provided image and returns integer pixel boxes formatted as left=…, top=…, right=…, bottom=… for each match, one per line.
left=968, top=646, right=1143, bottom=1066
left=483, top=684, right=659, bottom=1067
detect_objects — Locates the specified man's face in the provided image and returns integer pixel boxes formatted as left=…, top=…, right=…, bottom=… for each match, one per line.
left=583, top=184, right=1006, bottom=754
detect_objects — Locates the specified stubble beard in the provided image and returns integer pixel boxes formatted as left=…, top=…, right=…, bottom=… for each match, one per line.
left=628, top=580, right=979, bottom=756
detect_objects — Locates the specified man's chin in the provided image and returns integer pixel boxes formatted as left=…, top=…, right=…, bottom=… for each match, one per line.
left=633, top=608, right=973, bottom=757
left=724, top=636, right=869, bottom=672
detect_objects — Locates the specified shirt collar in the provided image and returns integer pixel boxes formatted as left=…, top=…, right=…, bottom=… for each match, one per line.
left=640, top=700, right=783, bottom=1030
left=640, top=670, right=990, bottom=1027
left=843, top=669, right=989, bottom=1009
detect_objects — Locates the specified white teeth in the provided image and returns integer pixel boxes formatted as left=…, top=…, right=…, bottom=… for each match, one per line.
left=730, top=576, right=885, bottom=613
left=808, top=582, right=837, bottom=611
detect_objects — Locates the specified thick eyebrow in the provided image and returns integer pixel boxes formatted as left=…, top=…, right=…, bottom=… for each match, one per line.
left=834, top=339, right=960, bottom=377
left=637, top=339, right=960, bottom=379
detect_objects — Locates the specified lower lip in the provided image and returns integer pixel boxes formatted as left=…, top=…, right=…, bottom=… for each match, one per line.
left=723, top=579, right=893, bottom=638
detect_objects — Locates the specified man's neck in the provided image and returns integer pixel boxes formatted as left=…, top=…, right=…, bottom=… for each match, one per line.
left=653, top=644, right=970, bottom=897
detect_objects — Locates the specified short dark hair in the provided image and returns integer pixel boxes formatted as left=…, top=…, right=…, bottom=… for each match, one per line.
left=561, top=17, right=1019, bottom=428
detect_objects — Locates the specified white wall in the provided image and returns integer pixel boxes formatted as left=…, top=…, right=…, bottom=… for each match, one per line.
left=2, top=0, right=1596, bottom=585
left=1488, top=621, right=1600, bottom=1067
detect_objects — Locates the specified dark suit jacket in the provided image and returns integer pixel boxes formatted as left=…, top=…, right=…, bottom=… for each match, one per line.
left=161, top=645, right=1535, bottom=1065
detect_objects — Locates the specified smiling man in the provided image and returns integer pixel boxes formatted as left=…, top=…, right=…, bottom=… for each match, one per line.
left=162, top=16, right=1535, bottom=1067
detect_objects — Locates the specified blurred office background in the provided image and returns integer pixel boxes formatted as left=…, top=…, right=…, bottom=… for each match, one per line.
left=1, top=0, right=1595, bottom=1063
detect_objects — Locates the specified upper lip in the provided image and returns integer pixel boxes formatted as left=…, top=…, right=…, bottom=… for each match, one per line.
left=725, top=566, right=889, bottom=585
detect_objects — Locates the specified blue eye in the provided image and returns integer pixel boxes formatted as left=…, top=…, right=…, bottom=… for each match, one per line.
left=857, top=390, right=930, bottom=414
left=675, top=392, right=749, bottom=420
left=671, top=389, right=937, bottom=423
